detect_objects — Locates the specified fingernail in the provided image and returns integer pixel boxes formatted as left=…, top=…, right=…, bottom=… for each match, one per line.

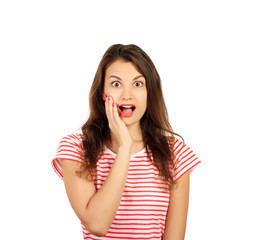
left=108, top=96, right=110, bottom=100
left=105, top=93, right=108, bottom=98
left=112, top=103, right=115, bottom=107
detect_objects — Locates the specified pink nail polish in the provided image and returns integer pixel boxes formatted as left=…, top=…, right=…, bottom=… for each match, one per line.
left=112, top=103, right=115, bottom=107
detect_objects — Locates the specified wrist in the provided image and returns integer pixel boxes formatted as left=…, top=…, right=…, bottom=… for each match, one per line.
left=118, top=145, right=132, bottom=154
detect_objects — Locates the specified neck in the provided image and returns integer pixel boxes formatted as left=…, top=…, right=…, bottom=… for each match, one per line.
left=108, top=123, right=144, bottom=149
left=126, top=123, right=143, bottom=141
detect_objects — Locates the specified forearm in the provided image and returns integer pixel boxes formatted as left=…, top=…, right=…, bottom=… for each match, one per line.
left=163, top=172, right=190, bottom=240
left=84, top=146, right=131, bottom=234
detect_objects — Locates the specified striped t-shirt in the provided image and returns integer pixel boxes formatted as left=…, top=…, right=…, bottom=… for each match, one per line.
left=52, top=133, right=201, bottom=240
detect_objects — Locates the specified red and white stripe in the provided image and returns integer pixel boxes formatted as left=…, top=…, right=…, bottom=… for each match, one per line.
left=52, top=133, right=201, bottom=239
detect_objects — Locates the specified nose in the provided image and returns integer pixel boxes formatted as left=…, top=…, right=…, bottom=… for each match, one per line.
left=121, top=86, right=132, bottom=101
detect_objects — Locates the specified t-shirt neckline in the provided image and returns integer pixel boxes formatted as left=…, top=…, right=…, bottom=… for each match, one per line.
left=104, top=145, right=147, bottom=157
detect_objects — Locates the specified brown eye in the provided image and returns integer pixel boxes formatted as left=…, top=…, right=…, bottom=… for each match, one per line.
left=112, top=81, right=121, bottom=87
left=134, top=81, right=143, bottom=87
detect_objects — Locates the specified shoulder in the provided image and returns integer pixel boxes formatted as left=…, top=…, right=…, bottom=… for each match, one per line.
left=164, top=133, right=183, bottom=148
left=61, top=132, right=85, bottom=144
left=58, top=132, right=86, bottom=152
left=164, top=133, right=188, bottom=158
left=52, top=132, right=86, bottom=180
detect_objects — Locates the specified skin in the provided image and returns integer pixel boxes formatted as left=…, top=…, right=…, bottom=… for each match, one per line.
left=163, top=172, right=190, bottom=240
left=103, top=60, right=147, bottom=154
left=61, top=59, right=189, bottom=238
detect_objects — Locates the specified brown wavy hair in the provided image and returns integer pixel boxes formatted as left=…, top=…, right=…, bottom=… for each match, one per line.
left=77, top=44, right=184, bottom=185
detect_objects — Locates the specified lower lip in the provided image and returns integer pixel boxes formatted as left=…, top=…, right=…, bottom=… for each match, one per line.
left=118, top=108, right=136, bottom=117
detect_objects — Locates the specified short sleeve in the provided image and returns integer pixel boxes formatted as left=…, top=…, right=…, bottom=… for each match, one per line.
left=169, top=137, right=201, bottom=182
left=51, top=133, right=85, bottom=180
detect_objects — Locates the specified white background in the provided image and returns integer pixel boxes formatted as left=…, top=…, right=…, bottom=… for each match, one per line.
left=1, top=0, right=254, bottom=239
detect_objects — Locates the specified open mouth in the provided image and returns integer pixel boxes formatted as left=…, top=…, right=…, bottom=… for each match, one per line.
left=119, top=106, right=136, bottom=113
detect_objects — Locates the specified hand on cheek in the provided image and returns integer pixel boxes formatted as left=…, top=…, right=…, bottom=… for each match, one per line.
left=104, top=93, right=115, bottom=107
left=103, top=93, right=132, bottom=148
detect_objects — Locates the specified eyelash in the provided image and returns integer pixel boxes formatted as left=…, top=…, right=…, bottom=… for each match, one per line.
left=111, top=81, right=143, bottom=87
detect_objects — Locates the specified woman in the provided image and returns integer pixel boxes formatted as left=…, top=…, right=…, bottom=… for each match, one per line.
left=52, top=44, right=201, bottom=239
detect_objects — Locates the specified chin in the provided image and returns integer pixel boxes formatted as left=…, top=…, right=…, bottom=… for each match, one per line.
left=121, top=118, right=140, bottom=127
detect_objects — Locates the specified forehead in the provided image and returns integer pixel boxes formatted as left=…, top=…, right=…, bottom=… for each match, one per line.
left=105, top=60, right=143, bottom=79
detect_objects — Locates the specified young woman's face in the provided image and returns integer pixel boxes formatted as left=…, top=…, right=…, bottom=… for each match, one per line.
left=103, top=60, right=147, bottom=127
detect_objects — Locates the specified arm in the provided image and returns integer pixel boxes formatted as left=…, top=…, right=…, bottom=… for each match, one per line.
left=62, top=145, right=131, bottom=237
left=62, top=94, right=132, bottom=237
left=163, top=171, right=190, bottom=240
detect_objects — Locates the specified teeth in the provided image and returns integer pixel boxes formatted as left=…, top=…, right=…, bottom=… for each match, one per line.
left=121, top=106, right=133, bottom=108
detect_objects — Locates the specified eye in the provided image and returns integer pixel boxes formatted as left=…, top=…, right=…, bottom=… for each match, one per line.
left=134, top=81, right=143, bottom=87
left=111, top=81, right=121, bottom=87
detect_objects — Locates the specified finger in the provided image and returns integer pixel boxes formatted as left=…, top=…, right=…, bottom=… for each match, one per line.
left=104, top=93, right=110, bottom=120
left=107, top=94, right=113, bottom=118
left=112, top=101, right=121, bottom=123
left=109, top=95, right=121, bottom=122
left=105, top=93, right=115, bottom=127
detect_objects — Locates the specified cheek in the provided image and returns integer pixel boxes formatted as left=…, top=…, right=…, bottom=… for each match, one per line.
left=104, top=85, right=114, bottom=97
left=140, top=91, right=147, bottom=106
left=106, top=90, right=118, bottom=102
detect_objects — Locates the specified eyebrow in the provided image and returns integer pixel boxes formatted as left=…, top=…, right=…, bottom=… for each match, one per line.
left=108, top=74, right=144, bottom=81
